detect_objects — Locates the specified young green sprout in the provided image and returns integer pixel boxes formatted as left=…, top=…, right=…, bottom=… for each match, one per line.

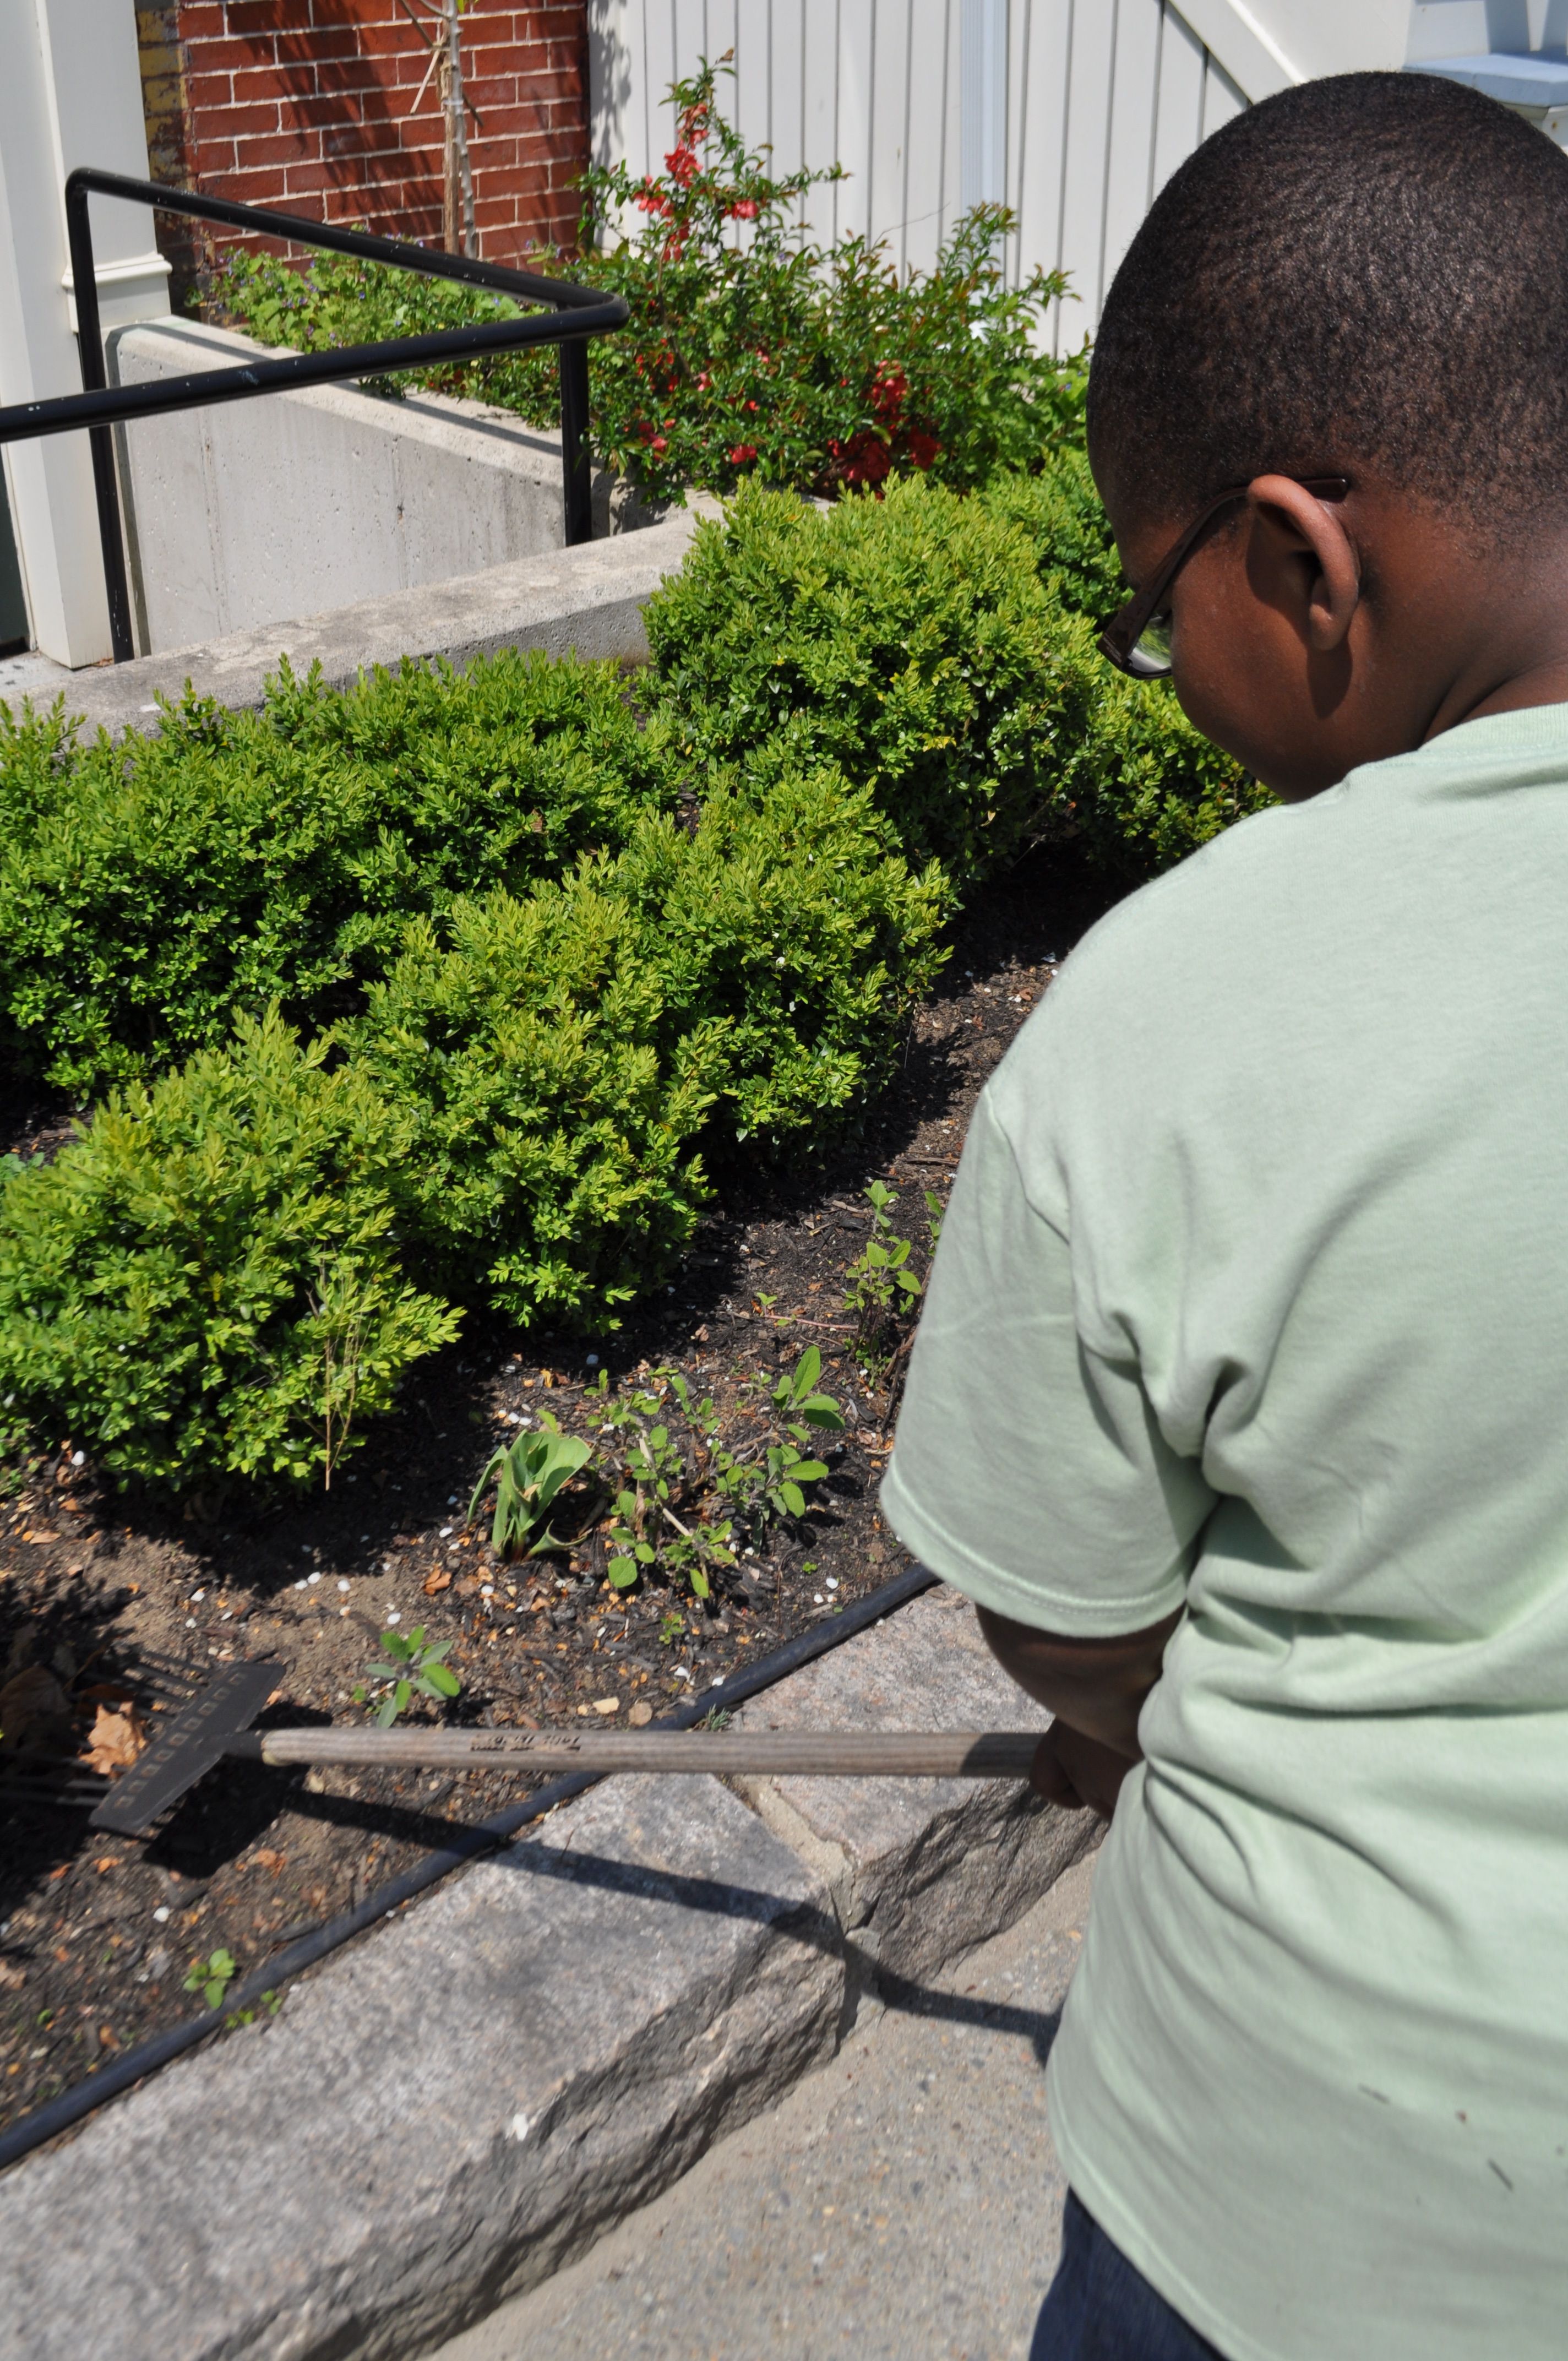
left=355, top=1626, right=461, bottom=1729
left=469, top=1412, right=593, bottom=1561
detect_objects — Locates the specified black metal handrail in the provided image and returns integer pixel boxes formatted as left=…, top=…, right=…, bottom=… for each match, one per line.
left=0, top=168, right=630, bottom=662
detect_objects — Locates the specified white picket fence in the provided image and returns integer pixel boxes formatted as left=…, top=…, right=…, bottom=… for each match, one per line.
left=586, top=1, right=1250, bottom=352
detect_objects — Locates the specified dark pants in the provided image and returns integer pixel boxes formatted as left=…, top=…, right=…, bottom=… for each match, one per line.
left=1031, top=2189, right=1225, bottom=2361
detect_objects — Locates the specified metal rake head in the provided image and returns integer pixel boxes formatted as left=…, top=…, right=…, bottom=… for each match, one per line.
left=89, top=1659, right=283, bottom=1837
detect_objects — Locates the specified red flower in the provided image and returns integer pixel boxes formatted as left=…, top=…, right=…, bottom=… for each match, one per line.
left=695, top=370, right=712, bottom=391
left=869, top=365, right=907, bottom=425
left=904, top=429, right=941, bottom=470
left=725, top=198, right=760, bottom=220
left=828, top=431, right=893, bottom=489
left=665, top=145, right=699, bottom=187
left=728, top=443, right=758, bottom=464
left=650, top=435, right=668, bottom=456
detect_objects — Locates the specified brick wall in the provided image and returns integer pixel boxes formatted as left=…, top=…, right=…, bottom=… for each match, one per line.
left=135, top=2, right=589, bottom=309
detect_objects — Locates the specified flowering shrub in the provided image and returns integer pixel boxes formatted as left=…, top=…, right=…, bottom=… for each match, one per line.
left=218, top=61, right=1087, bottom=505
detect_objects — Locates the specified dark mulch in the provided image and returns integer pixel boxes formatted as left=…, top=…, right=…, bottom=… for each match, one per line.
left=0, top=845, right=1118, bottom=2133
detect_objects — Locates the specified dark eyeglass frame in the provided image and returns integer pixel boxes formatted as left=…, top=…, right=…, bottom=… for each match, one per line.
left=1097, top=476, right=1351, bottom=679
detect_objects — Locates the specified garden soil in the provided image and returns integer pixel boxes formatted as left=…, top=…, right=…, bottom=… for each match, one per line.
left=0, top=845, right=1117, bottom=2137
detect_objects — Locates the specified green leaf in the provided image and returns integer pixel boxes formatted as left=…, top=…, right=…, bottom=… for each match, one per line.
left=798, top=1395, right=846, bottom=1429
left=607, top=1555, right=638, bottom=1586
left=779, top=1479, right=805, bottom=1517
left=787, top=1457, right=829, bottom=1482
left=423, top=1662, right=461, bottom=1697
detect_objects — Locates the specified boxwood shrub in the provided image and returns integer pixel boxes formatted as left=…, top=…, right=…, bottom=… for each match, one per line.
left=0, top=458, right=1266, bottom=1494
left=345, top=770, right=944, bottom=1329
left=642, top=471, right=1271, bottom=888
left=0, top=648, right=674, bottom=1097
left=0, top=1012, right=459, bottom=1489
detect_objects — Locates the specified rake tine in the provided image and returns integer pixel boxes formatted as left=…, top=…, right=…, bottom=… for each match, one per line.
left=88, top=1658, right=284, bottom=1837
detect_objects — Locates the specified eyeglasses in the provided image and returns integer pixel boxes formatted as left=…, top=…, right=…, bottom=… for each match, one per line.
left=1097, top=476, right=1351, bottom=679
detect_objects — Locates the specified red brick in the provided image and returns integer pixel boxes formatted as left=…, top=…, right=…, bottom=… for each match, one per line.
left=223, top=1, right=300, bottom=34
left=351, top=19, right=425, bottom=58
left=197, top=99, right=285, bottom=138
left=478, top=66, right=579, bottom=106
left=234, top=124, right=322, bottom=165
left=166, top=0, right=589, bottom=258
left=312, top=56, right=404, bottom=95
left=229, top=61, right=315, bottom=102
left=186, top=63, right=238, bottom=107
left=277, top=158, right=339, bottom=195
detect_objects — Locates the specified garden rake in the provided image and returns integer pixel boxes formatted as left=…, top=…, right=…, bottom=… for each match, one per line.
left=88, top=1657, right=1044, bottom=1837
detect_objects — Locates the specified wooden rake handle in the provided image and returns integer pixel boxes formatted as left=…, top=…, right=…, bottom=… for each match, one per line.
left=241, top=1727, right=1045, bottom=1780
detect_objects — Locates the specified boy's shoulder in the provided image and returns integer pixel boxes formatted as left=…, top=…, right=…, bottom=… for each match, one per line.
left=1036, top=703, right=1568, bottom=1050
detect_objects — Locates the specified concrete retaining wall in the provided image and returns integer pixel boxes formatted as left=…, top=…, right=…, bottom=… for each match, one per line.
left=0, top=1587, right=1096, bottom=2361
left=3, top=498, right=719, bottom=744
left=105, top=318, right=661, bottom=657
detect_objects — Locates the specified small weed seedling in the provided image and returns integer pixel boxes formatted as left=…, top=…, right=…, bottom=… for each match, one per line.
left=596, top=1372, right=738, bottom=1600
left=844, top=1180, right=922, bottom=1367
left=355, top=1626, right=461, bottom=1728
left=226, top=1989, right=282, bottom=2030
left=469, top=1413, right=593, bottom=1560
left=185, top=1948, right=237, bottom=2010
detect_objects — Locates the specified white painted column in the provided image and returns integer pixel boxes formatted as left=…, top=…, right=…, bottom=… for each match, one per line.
left=0, top=0, right=170, bottom=666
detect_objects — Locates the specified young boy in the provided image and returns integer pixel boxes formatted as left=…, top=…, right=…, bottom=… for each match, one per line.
left=881, top=69, right=1568, bottom=2361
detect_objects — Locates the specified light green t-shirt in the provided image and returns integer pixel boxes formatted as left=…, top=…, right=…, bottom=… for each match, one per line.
left=881, top=706, right=1568, bottom=2361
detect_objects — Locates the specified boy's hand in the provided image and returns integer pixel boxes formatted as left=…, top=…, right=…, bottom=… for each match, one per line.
left=975, top=1602, right=1183, bottom=1819
left=1029, top=1722, right=1139, bottom=1820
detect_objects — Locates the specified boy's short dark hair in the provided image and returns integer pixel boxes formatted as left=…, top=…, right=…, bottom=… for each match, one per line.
left=1088, top=70, right=1568, bottom=535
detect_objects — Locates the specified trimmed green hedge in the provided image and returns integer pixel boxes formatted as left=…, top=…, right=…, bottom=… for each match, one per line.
left=0, top=454, right=1266, bottom=1493
left=345, top=773, right=945, bottom=1329
left=642, top=472, right=1270, bottom=888
left=0, top=650, right=674, bottom=1096
left=0, top=1013, right=459, bottom=1489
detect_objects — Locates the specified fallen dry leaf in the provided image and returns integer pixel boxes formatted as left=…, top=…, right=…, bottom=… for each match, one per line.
left=592, top=1696, right=620, bottom=1716
left=422, top=1568, right=452, bottom=1596
left=628, top=1701, right=654, bottom=1727
left=0, top=1665, right=71, bottom=1751
left=80, top=1701, right=148, bottom=1778
left=253, top=1848, right=287, bottom=1874
left=0, top=1960, right=25, bottom=1990
left=23, top=1529, right=58, bottom=1546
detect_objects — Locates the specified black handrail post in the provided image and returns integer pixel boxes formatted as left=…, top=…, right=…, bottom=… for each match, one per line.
left=559, top=336, right=593, bottom=545
left=64, top=176, right=136, bottom=662
left=20, top=171, right=631, bottom=659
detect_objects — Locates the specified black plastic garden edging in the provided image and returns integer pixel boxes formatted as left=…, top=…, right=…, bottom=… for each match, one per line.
left=0, top=1559, right=938, bottom=2175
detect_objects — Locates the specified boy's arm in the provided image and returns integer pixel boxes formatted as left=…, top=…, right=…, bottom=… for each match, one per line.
left=880, top=1081, right=1215, bottom=1822
left=975, top=1605, right=1183, bottom=1819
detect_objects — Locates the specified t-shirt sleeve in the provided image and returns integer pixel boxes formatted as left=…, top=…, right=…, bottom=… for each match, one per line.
left=880, top=1087, right=1215, bottom=1636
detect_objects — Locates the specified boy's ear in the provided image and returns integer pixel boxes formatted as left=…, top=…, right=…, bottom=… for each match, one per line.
left=1245, top=475, right=1360, bottom=652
